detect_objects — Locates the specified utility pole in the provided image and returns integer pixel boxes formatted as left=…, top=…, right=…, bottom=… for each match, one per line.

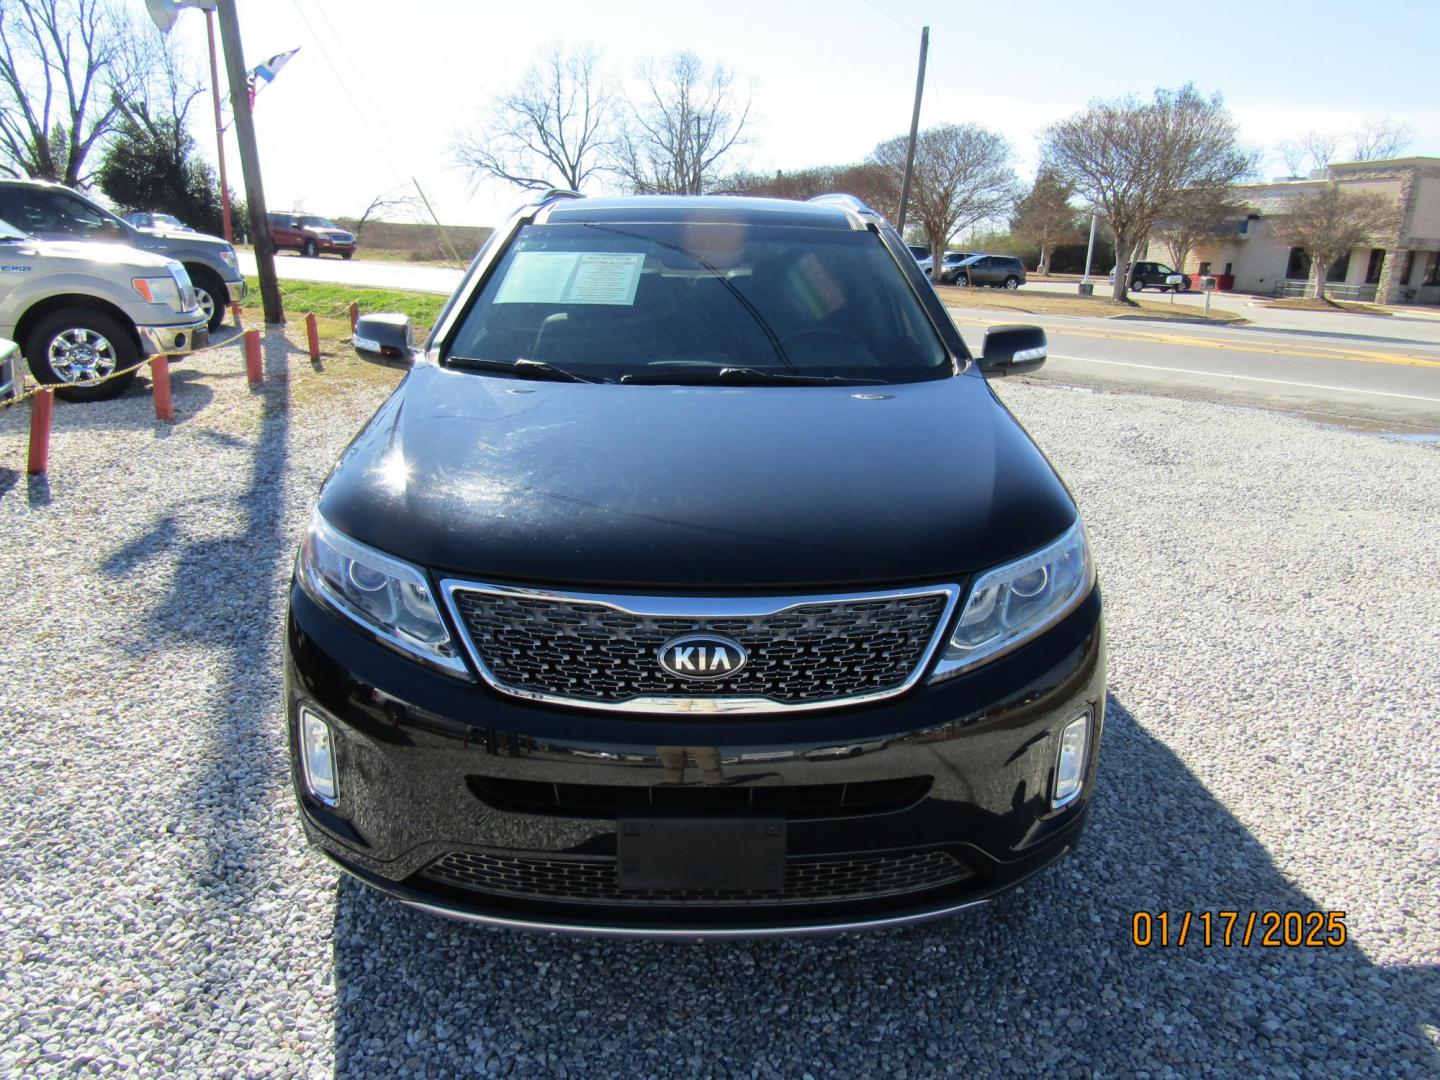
left=203, top=8, right=232, bottom=243
left=895, top=25, right=929, bottom=237
left=215, top=0, right=283, bottom=324
left=1081, top=211, right=1097, bottom=292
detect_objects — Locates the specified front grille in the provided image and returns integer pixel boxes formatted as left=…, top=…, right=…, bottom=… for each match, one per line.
left=422, top=848, right=971, bottom=906
left=467, top=775, right=931, bottom=819
left=448, top=586, right=953, bottom=708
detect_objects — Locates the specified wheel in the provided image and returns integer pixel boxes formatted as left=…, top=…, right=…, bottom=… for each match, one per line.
left=955, top=274, right=969, bottom=287
left=25, top=307, right=139, bottom=402
left=341, top=252, right=353, bottom=260
left=1003, top=277, right=1020, bottom=290
left=303, top=239, right=318, bottom=258
left=188, top=266, right=228, bottom=333
left=1130, top=280, right=1143, bottom=291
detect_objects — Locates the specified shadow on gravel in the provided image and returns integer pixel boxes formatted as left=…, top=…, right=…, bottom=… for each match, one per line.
left=328, top=695, right=1437, bottom=1077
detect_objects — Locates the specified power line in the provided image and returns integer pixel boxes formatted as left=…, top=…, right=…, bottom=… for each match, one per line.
left=859, top=0, right=920, bottom=36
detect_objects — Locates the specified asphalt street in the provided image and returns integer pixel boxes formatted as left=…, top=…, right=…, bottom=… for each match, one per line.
left=241, top=251, right=1440, bottom=431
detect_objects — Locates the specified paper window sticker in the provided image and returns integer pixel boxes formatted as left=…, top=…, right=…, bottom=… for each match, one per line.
left=494, top=251, right=581, bottom=304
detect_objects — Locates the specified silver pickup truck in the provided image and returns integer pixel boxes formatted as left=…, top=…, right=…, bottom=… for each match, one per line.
left=0, top=216, right=209, bottom=402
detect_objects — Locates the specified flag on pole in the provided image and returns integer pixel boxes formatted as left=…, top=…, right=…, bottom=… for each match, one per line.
left=220, top=47, right=301, bottom=131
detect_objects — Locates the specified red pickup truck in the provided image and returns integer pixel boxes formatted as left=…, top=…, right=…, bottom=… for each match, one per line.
left=267, top=212, right=357, bottom=259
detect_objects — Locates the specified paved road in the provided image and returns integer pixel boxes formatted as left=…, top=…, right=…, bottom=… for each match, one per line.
left=241, top=252, right=1440, bottom=431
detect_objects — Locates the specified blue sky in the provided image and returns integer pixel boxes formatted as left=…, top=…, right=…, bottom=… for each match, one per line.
left=162, top=0, right=1440, bottom=227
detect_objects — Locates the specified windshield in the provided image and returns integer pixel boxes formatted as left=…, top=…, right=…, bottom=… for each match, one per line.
left=300, top=216, right=338, bottom=228
left=445, top=222, right=952, bottom=384
left=0, top=216, right=27, bottom=240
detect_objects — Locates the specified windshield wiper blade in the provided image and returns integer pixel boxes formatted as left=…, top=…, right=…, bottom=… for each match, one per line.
left=620, top=366, right=884, bottom=386
left=446, top=356, right=605, bottom=383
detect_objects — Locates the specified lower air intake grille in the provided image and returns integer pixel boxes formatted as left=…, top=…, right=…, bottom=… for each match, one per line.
left=422, top=848, right=970, bottom=906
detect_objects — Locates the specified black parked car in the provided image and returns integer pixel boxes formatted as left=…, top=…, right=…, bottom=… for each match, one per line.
left=1110, top=261, right=1192, bottom=292
left=287, top=192, right=1105, bottom=936
left=943, top=254, right=1027, bottom=288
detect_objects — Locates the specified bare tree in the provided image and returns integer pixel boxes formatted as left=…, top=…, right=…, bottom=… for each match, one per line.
left=1270, top=183, right=1397, bottom=300
left=718, top=162, right=899, bottom=222
left=1042, top=85, right=1252, bottom=302
left=351, top=186, right=419, bottom=241
left=872, top=123, right=1018, bottom=271
left=610, top=51, right=751, bottom=194
left=1011, top=167, right=1080, bottom=275
left=453, top=44, right=611, bottom=191
left=1349, top=115, right=1414, bottom=162
left=1153, top=187, right=1245, bottom=273
left=1277, top=130, right=1340, bottom=177
left=0, top=0, right=151, bottom=185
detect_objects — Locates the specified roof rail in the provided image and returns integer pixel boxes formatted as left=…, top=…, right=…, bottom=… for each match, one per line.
left=807, top=193, right=886, bottom=229
left=527, top=187, right=585, bottom=204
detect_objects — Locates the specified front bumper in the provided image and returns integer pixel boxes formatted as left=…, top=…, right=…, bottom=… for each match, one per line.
left=136, top=313, right=209, bottom=358
left=285, top=582, right=1105, bottom=935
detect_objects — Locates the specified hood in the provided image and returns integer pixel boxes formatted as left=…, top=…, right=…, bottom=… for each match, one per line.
left=317, top=366, right=1078, bottom=591
left=140, top=227, right=228, bottom=250
left=10, top=238, right=176, bottom=271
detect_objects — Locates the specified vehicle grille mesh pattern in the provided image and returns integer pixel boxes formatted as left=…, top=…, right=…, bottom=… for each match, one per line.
left=450, top=590, right=951, bottom=706
left=422, top=849, right=970, bottom=906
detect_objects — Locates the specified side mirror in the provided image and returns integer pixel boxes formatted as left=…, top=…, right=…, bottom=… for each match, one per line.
left=978, top=324, right=1047, bottom=377
left=353, top=313, right=417, bottom=367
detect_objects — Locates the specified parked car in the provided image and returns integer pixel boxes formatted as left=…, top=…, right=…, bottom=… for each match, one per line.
left=0, top=215, right=208, bottom=401
left=935, top=251, right=980, bottom=284
left=1109, top=261, right=1191, bottom=292
left=0, top=336, right=19, bottom=402
left=286, top=191, right=1105, bottom=936
left=123, top=211, right=193, bottom=232
left=907, top=243, right=933, bottom=277
left=267, top=212, right=356, bottom=259
left=0, top=179, right=245, bottom=333
left=945, top=254, right=1027, bottom=289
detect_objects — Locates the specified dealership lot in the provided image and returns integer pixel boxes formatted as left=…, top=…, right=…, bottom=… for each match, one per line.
left=0, top=339, right=1435, bottom=1076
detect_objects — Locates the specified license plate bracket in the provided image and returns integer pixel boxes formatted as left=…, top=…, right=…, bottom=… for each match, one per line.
left=617, top=817, right=786, bottom=891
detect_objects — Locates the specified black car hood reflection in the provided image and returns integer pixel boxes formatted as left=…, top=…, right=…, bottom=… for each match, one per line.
left=317, top=364, right=1077, bottom=589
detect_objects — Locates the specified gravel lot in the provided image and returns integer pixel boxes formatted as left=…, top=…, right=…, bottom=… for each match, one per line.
left=1, top=334, right=1436, bottom=1077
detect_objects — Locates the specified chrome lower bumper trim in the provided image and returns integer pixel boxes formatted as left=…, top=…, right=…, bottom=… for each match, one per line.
left=136, top=315, right=209, bottom=357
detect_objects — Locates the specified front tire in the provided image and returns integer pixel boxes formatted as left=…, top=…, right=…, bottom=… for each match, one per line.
left=1130, top=281, right=1143, bottom=292
left=303, top=239, right=318, bottom=258
left=189, top=267, right=228, bottom=332
left=25, top=307, right=139, bottom=402
left=1003, top=276, right=1020, bottom=290
left=341, top=252, right=353, bottom=260
left=955, top=274, right=969, bottom=287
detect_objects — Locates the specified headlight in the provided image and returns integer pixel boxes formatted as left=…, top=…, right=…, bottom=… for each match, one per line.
left=131, top=275, right=182, bottom=308
left=220, top=247, right=238, bottom=268
left=929, top=520, right=1094, bottom=681
left=297, top=512, right=469, bottom=677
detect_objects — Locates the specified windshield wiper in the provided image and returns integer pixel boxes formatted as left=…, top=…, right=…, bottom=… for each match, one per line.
left=446, top=356, right=606, bottom=383
left=619, top=366, right=884, bottom=386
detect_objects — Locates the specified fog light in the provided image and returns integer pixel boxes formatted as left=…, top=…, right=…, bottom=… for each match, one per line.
left=299, top=707, right=338, bottom=805
left=1052, top=710, right=1091, bottom=808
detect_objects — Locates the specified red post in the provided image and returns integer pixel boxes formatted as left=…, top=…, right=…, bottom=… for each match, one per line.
left=348, top=302, right=359, bottom=330
left=27, top=388, right=54, bottom=475
left=231, top=303, right=243, bottom=328
left=150, top=356, right=174, bottom=421
left=305, top=312, right=321, bottom=361
left=244, top=329, right=263, bottom=385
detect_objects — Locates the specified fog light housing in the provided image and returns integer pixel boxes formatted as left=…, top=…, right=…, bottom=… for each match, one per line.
left=1052, top=709, right=1091, bottom=808
left=299, top=707, right=338, bottom=806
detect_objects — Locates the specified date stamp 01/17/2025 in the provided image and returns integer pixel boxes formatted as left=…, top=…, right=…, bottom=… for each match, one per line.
left=1131, top=911, right=1348, bottom=948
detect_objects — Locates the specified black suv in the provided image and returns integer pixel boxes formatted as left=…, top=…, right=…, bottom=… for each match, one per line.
left=287, top=193, right=1105, bottom=936
left=1111, top=261, right=1192, bottom=292
left=942, top=254, right=1026, bottom=288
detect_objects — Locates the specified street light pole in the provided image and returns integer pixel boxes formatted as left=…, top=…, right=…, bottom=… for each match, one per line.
left=1082, top=212, right=1098, bottom=286
left=895, top=25, right=929, bottom=237
left=203, top=8, right=232, bottom=243
left=215, top=0, right=283, bottom=324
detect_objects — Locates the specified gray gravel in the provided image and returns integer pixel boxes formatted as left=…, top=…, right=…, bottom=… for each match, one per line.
left=1, top=336, right=1436, bottom=1077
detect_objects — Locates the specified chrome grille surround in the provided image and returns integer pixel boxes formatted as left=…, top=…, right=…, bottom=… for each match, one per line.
left=439, top=580, right=961, bottom=714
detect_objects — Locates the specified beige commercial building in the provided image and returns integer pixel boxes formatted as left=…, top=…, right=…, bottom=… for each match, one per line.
left=1148, top=157, right=1440, bottom=305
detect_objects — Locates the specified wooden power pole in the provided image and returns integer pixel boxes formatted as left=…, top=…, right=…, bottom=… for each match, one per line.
left=215, top=0, right=283, bottom=325
left=895, top=25, right=929, bottom=237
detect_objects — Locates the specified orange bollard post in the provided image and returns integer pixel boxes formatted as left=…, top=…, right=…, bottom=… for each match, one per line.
left=244, top=329, right=263, bottom=385
left=27, top=387, right=54, bottom=475
left=348, top=302, right=359, bottom=330
left=231, top=303, right=243, bottom=328
left=305, top=312, right=320, bottom=361
left=150, top=356, right=174, bottom=421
